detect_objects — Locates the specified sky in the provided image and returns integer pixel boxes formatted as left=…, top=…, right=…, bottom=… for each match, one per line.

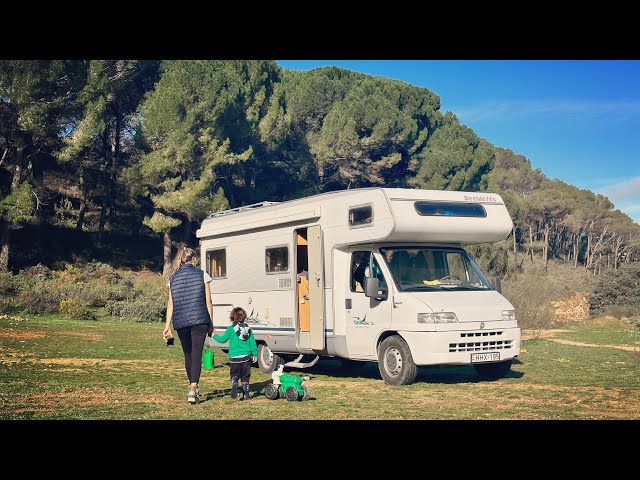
left=277, top=60, right=640, bottom=223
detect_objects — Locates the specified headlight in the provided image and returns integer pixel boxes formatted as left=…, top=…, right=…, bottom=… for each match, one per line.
left=502, top=310, right=516, bottom=321
left=417, top=312, right=459, bottom=323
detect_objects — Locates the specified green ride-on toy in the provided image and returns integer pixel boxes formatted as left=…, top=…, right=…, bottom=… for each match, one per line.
left=264, top=365, right=311, bottom=401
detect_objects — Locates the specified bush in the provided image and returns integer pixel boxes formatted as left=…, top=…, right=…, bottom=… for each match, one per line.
left=0, top=272, right=17, bottom=295
left=502, top=261, right=595, bottom=330
left=59, top=298, right=96, bottom=320
left=589, top=264, right=640, bottom=317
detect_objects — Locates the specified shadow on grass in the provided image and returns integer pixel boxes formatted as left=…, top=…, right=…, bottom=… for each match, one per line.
left=200, top=380, right=272, bottom=402
left=283, top=358, right=524, bottom=384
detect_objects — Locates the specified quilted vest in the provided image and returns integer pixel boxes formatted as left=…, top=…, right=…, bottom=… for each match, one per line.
left=170, top=264, right=210, bottom=330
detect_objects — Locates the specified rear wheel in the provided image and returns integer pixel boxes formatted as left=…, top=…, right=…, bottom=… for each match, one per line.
left=257, top=344, right=284, bottom=374
left=474, top=360, right=512, bottom=380
left=377, top=335, right=417, bottom=386
left=264, top=383, right=280, bottom=400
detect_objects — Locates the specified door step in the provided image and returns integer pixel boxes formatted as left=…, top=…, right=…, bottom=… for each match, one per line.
left=284, top=354, right=320, bottom=369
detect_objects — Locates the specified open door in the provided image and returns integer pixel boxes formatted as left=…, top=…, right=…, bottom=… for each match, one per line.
left=307, top=225, right=325, bottom=350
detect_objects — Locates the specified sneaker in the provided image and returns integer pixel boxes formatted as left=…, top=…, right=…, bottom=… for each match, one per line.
left=188, top=388, right=199, bottom=404
left=230, top=378, right=238, bottom=399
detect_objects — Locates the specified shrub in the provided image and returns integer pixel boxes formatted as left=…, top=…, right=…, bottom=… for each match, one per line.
left=589, top=264, right=640, bottom=317
left=59, top=298, right=96, bottom=320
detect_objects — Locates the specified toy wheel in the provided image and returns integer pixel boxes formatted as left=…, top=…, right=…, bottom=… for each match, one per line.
left=301, top=384, right=311, bottom=401
left=265, top=383, right=280, bottom=400
left=285, top=386, right=299, bottom=402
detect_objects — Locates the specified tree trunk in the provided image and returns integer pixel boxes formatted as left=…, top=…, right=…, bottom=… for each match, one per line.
left=107, top=115, right=121, bottom=230
left=543, top=223, right=549, bottom=269
left=529, top=225, right=534, bottom=263
left=76, top=167, right=87, bottom=231
left=11, top=147, right=25, bottom=189
left=98, top=197, right=107, bottom=242
left=162, top=230, right=173, bottom=279
left=182, top=218, right=192, bottom=244
left=0, top=221, right=10, bottom=272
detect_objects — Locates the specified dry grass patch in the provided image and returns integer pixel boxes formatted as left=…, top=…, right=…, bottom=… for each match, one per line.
left=0, top=329, right=45, bottom=340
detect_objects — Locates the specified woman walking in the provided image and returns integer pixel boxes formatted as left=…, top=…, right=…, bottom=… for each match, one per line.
left=163, top=246, right=214, bottom=404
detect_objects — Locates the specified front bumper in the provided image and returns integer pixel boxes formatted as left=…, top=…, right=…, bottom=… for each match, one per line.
left=400, top=327, right=521, bottom=366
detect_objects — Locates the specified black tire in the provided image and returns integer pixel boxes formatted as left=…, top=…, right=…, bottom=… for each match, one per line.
left=257, top=343, right=284, bottom=374
left=377, top=335, right=417, bottom=386
left=264, top=383, right=280, bottom=400
left=474, top=360, right=512, bottom=380
left=285, top=386, right=299, bottom=402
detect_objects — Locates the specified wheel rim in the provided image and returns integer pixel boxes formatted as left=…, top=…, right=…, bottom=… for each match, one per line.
left=384, top=347, right=403, bottom=376
left=261, top=345, right=273, bottom=367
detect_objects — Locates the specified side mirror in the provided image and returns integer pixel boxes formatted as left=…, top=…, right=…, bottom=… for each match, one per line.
left=491, top=276, right=502, bottom=294
left=365, top=277, right=388, bottom=301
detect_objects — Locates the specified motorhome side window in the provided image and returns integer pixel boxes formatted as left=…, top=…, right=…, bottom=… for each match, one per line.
left=414, top=201, right=487, bottom=217
left=349, top=205, right=373, bottom=227
left=206, top=249, right=226, bottom=278
left=266, top=246, right=289, bottom=273
left=350, top=252, right=386, bottom=293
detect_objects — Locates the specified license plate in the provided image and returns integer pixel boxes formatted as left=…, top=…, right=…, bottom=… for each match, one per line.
left=471, top=352, right=500, bottom=363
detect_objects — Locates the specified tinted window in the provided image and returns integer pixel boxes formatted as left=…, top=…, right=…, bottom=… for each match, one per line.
left=349, top=205, right=373, bottom=226
left=414, top=201, right=486, bottom=218
left=266, top=246, right=289, bottom=273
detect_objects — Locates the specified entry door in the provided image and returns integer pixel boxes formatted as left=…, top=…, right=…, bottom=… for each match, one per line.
left=346, top=250, right=392, bottom=359
left=308, top=225, right=325, bottom=350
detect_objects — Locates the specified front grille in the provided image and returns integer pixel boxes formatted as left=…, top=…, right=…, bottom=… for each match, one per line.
left=450, top=331, right=513, bottom=353
left=460, top=331, right=503, bottom=338
left=279, top=278, right=292, bottom=288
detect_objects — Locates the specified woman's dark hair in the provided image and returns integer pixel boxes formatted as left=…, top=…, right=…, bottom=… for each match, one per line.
left=229, top=307, right=247, bottom=324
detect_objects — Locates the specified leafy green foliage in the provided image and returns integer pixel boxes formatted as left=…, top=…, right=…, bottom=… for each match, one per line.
left=410, top=113, right=493, bottom=191
left=0, top=182, right=35, bottom=225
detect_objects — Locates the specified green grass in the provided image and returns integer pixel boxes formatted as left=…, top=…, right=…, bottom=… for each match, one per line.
left=1, top=313, right=639, bottom=419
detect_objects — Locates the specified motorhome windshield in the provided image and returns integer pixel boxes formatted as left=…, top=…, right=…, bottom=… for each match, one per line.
left=380, top=247, right=492, bottom=291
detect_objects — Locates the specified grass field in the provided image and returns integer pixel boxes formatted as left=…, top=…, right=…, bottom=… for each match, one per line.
left=1, top=313, right=639, bottom=420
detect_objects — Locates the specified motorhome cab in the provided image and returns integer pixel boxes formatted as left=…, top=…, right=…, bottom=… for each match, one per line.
left=196, top=188, right=521, bottom=385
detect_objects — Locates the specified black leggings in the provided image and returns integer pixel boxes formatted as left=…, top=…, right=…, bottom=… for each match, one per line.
left=176, top=324, right=209, bottom=385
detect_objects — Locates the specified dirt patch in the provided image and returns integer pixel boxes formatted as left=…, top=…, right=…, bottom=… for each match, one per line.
left=27, top=389, right=175, bottom=407
left=522, top=328, right=638, bottom=351
left=522, top=329, right=571, bottom=341
left=552, top=292, right=590, bottom=323
left=0, top=329, right=45, bottom=340
left=546, top=337, right=639, bottom=352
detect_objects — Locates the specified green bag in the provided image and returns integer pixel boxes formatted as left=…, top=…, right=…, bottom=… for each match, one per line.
left=202, top=348, right=214, bottom=370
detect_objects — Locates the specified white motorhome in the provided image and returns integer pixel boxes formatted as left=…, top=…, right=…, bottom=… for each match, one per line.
left=196, top=187, right=521, bottom=385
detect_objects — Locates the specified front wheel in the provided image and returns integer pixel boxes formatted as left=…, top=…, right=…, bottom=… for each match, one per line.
left=285, top=386, right=299, bottom=402
left=377, top=335, right=417, bottom=386
left=474, top=360, right=512, bottom=380
left=257, top=343, right=284, bottom=374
